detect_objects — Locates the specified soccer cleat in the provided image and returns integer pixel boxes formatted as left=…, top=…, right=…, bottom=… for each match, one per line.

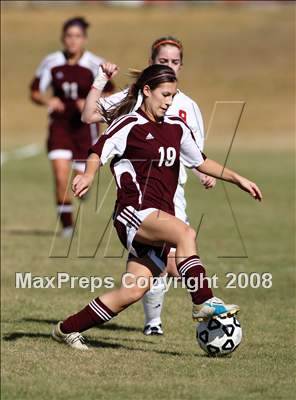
left=52, top=321, right=88, bottom=350
left=192, top=297, right=240, bottom=322
left=143, top=323, right=164, bottom=336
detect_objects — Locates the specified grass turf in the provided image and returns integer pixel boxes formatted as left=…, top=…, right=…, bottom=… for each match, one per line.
left=1, top=149, right=295, bottom=400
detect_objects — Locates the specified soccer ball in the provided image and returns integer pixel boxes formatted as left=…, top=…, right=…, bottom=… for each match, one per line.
left=196, top=316, right=242, bottom=357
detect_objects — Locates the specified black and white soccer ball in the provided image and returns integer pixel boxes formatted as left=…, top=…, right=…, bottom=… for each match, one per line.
left=196, top=316, right=242, bottom=357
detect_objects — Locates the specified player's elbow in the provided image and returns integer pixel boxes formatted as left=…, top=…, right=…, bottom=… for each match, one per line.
left=81, top=110, right=93, bottom=124
left=81, top=111, right=102, bottom=124
left=81, top=113, right=88, bottom=123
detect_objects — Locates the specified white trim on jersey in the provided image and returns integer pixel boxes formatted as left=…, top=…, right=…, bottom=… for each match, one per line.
left=165, top=116, right=204, bottom=169
left=113, top=159, right=143, bottom=205
left=99, top=114, right=146, bottom=165
left=34, top=51, right=66, bottom=93
left=78, top=51, right=105, bottom=78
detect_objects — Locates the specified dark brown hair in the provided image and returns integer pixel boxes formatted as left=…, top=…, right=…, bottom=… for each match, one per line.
left=151, top=36, right=183, bottom=63
left=101, top=64, right=177, bottom=125
left=62, top=17, right=89, bottom=36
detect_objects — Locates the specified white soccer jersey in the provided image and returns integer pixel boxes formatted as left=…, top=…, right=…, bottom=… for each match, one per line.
left=33, top=51, right=105, bottom=93
left=98, top=88, right=204, bottom=185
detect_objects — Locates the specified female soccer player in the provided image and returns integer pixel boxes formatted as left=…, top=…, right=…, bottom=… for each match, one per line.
left=52, top=65, right=262, bottom=350
left=82, top=36, right=216, bottom=336
left=30, top=17, right=113, bottom=237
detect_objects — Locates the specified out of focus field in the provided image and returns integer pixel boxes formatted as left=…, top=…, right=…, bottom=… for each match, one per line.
left=1, top=3, right=295, bottom=400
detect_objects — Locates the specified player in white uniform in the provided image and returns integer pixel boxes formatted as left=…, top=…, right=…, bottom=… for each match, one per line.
left=81, top=36, right=216, bottom=335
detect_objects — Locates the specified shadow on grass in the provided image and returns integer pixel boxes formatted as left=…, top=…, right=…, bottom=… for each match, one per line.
left=3, top=228, right=55, bottom=237
left=21, top=318, right=143, bottom=333
left=2, top=331, right=194, bottom=357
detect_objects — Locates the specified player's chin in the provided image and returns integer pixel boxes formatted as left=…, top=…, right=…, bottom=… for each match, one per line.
left=158, top=109, right=167, bottom=117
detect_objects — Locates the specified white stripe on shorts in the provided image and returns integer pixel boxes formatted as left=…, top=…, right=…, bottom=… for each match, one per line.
left=48, top=149, right=72, bottom=160
left=118, top=213, right=139, bottom=231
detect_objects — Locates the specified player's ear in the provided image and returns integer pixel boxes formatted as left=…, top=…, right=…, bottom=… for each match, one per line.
left=142, top=85, right=151, bottom=97
left=148, top=58, right=153, bottom=66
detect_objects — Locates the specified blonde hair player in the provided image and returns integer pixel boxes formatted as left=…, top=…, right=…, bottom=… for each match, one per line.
left=52, top=64, right=262, bottom=350
left=81, top=36, right=216, bottom=336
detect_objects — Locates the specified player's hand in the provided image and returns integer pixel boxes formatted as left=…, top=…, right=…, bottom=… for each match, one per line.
left=72, top=174, right=93, bottom=198
left=200, top=174, right=216, bottom=189
left=76, top=98, right=86, bottom=113
left=100, top=62, right=119, bottom=80
left=236, top=176, right=263, bottom=201
left=47, top=97, right=65, bottom=113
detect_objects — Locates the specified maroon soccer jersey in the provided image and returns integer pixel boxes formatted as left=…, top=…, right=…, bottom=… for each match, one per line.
left=30, top=50, right=114, bottom=159
left=90, top=109, right=205, bottom=216
left=30, top=51, right=105, bottom=122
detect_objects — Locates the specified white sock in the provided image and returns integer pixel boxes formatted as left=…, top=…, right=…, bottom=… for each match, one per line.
left=142, top=276, right=166, bottom=327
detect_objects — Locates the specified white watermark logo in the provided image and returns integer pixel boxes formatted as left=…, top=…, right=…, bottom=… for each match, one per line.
left=15, top=272, right=272, bottom=292
left=15, top=272, right=115, bottom=292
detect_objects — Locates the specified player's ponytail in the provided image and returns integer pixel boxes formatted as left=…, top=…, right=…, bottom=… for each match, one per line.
left=101, top=64, right=177, bottom=125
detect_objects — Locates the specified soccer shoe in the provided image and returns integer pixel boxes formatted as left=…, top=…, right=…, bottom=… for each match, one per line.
left=192, top=297, right=240, bottom=322
left=52, top=321, right=88, bottom=350
left=143, top=324, right=164, bottom=336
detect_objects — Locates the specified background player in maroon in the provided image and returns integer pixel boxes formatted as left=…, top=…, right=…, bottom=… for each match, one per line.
left=51, top=65, right=262, bottom=350
left=30, top=17, right=113, bottom=237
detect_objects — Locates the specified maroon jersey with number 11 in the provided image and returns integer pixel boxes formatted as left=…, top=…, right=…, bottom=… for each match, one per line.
left=30, top=50, right=113, bottom=159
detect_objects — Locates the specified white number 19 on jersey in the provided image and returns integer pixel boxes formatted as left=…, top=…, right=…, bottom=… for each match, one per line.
left=158, top=146, right=176, bottom=167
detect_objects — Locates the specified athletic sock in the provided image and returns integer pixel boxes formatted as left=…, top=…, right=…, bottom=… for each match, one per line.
left=57, top=201, right=73, bottom=228
left=61, top=298, right=117, bottom=333
left=142, top=276, right=166, bottom=327
left=177, top=255, right=213, bottom=305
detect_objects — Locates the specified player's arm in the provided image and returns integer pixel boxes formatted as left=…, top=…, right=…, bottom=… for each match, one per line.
left=81, top=62, right=119, bottom=124
left=191, top=168, right=216, bottom=189
left=196, top=159, right=262, bottom=201
left=30, top=89, right=65, bottom=113
left=72, top=153, right=100, bottom=198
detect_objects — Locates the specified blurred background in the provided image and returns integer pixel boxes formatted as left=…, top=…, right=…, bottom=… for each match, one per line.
left=1, top=3, right=295, bottom=399
left=2, top=0, right=295, bottom=152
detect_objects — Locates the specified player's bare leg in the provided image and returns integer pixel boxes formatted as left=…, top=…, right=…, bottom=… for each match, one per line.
left=52, top=256, right=161, bottom=349
left=136, top=210, right=239, bottom=321
left=51, top=158, right=74, bottom=237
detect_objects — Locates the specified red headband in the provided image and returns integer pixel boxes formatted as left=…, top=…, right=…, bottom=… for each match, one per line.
left=152, top=39, right=182, bottom=51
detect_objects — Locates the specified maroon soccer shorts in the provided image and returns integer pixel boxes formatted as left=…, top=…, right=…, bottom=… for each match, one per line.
left=113, top=205, right=170, bottom=272
left=47, top=119, right=98, bottom=170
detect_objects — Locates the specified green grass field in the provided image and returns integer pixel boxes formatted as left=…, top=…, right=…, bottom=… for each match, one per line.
left=2, top=149, right=295, bottom=400
left=1, top=3, right=295, bottom=400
